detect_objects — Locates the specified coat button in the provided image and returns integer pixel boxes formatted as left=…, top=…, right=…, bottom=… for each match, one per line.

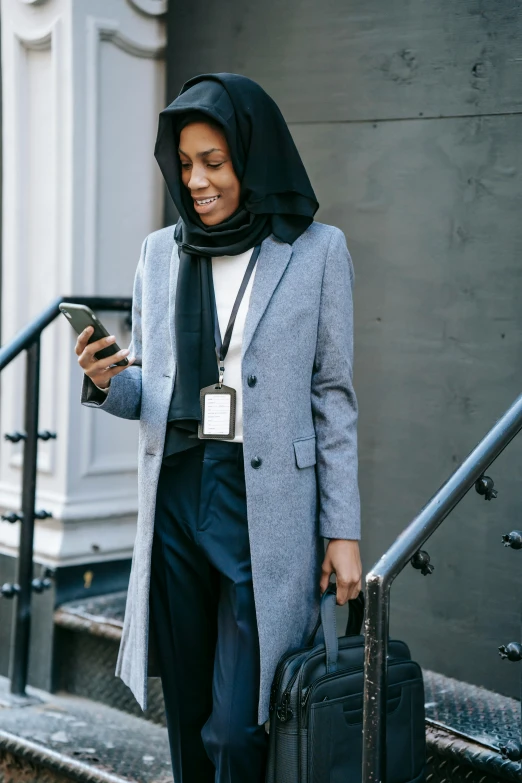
left=251, top=456, right=262, bottom=469
left=247, top=374, right=257, bottom=387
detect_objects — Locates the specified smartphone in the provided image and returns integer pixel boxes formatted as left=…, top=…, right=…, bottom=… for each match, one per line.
left=59, top=302, right=129, bottom=367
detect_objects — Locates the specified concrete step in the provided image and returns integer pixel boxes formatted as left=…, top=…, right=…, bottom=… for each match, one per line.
left=0, top=676, right=172, bottom=783
left=53, top=592, right=166, bottom=726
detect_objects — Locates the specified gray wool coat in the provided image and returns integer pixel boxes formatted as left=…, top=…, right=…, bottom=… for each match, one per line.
left=81, top=220, right=361, bottom=725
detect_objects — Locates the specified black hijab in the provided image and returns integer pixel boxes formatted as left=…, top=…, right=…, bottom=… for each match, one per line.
left=155, top=73, right=319, bottom=459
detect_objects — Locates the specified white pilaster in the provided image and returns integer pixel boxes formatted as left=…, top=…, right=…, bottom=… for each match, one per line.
left=0, top=0, right=166, bottom=565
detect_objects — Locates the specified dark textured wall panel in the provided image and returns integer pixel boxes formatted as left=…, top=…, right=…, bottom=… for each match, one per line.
left=167, top=0, right=522, bottom=121
left=166, top=2, right=522, bottom=699
left=292, top=114, right=522, bottom=697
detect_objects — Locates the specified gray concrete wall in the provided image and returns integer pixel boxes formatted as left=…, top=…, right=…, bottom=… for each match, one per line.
left=166, top=1, right=522, bottom=698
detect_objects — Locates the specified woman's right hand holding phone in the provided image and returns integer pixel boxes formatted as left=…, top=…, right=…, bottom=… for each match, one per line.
left=76, top=326, right=135, bottom=390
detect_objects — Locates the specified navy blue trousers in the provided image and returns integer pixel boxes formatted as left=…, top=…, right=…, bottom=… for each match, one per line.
left=149, top=440, right=269, bottom=783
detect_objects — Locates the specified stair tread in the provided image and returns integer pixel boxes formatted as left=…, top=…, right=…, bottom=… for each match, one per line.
left=0, top=676, right=172, bottom=783
left=53, top=594, right=521, bottom=766
left=424, top=668, right=520, bottom=753
left=1, top=666, right=519, bottom=781
left=54, top=592, right=126, bottom=640
left=56, top=591, right=127, bottom=624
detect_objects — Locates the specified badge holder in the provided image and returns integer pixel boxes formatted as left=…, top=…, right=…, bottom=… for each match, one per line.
left=198, top=364, right=236, bottom=440
left=197, top=243, right=261, bottom=441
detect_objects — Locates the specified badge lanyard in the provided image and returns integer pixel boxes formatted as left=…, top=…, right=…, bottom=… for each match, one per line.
left=211, top=243, right=261, bottom=385
left=198, top=244, right=262, bottom=440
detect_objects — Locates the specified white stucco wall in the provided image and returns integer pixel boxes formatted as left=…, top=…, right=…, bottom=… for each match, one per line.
left=0, top=0, right=166, bottom=565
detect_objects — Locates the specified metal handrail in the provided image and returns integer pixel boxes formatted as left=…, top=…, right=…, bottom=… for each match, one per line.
left=362, top=391, right=522, bottom=782
left=0, top=295, right=131, bottom=697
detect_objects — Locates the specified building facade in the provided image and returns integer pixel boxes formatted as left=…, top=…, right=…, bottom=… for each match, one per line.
left=0, top=0, right=166, bottom=688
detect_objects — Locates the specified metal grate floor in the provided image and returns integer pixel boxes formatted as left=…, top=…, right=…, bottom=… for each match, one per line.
left=54, top=592, right=127, bottom=638
left=424, top=668, right=521, bottom=751
left=0, top=676, right=173, bottom=783
left=56, top=593, right=522, bottom=748
left=52, top=592, right=522, bottom=780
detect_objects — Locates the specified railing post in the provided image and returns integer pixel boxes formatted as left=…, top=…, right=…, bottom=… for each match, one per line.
left=9, top=338, right=40, bottom=695
left=362, top=574, right=390, bottom=783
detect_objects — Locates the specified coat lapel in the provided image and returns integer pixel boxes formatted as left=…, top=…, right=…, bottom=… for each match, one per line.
left=168, top=241, right=180, bottom=365
left=242, top=236, right=293, bottom=359
left=167, top=235, right=293, bottom=363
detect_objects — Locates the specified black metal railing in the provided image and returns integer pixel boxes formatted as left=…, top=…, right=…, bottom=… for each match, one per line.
left=362, top=392, right=522, bottom=782
left=0, top=295, right=131, bottom=697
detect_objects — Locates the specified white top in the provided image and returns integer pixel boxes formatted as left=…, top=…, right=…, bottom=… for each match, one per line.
left=211, top=246, right=256, bottom=443
left=96, top=246, right=257, bottom=444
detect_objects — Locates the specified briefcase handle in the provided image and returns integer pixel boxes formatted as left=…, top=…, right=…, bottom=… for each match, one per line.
left=307, top=587, right=365, bottom=674
left=345, top=589, right=365, bottom=636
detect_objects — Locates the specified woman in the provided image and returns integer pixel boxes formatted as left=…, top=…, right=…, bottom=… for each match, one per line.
left=77, top=73, right=362, bottom=783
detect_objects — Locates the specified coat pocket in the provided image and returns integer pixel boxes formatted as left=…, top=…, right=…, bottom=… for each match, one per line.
left=293, top=435, right=317, bottom=469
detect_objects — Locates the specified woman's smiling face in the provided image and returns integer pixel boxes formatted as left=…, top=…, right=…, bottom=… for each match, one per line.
left=178, top=121, right=241, bottom=226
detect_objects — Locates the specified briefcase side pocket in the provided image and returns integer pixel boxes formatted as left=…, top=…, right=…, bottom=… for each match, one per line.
left=271, top=727, right=300, bottom=783
left=308, top=667, right=425, bottom=783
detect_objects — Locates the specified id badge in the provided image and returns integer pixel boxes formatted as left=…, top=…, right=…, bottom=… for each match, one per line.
left=198, top=384, right=236, bottom=440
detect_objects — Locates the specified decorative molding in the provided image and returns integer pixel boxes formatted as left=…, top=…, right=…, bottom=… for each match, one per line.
left=80, top=383, right=139, bottom=477
left=7, top=19, right=62, bottom=477
left=17, top=0, right=166, bottom=11
left=0, top=510, right=136, bottom=564
left=0, top=542, right=134, bottom=568
left=16, top=32, right=52, bottom=51
left=9, top=450, right=53, bottom=474
left=1, top=2, right=165, bottom=563
left=84, top=15, right=165, bottom=294
left=127, top=0, right=167, bottom=17
left=0, top=480, right=138, bottom=520
left=81, top=424, right=139, bottom=479
left=80, top=15, right=159, bottom=481
left=99, top=26, right=166, bottom=60
left=13, top=18, right=54, bottom=50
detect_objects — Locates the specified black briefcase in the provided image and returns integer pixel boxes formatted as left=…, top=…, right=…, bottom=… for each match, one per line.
left=265, top=587, right=426, bottom=783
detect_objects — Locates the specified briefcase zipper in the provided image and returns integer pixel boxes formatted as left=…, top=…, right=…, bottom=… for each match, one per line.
left=274, top=640, right=394, bottom=722
left=277, top=691, right=293, bottom=722
left=299, top=669, right=362, bottom=728
left=270, top=651, right=303, bottom=716
left=299, top=663, right=369, bottom=724
left=278, top=647, right=365, bottom=723
left=301, top=684, right=312, bottom=710
left=300, top=676, right=336, bottom=715
left=299, top=670, right=343, bottom=721
left=276, top=665, right=304, bottom=722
